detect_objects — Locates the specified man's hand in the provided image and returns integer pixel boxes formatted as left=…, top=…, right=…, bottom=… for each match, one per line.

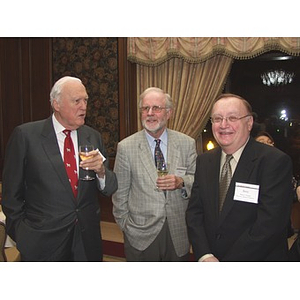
left=156, top=175, right=184, bottom=190
left=202, top=256, right=219, bottom=262
left=79, top=150, right=105, bottom=178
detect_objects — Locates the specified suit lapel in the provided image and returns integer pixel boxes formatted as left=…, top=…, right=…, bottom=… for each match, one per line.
left=77, top=125, right=92, bottom=146
left=167, top=130, right=181, bottom=176
left=138, top=130, right=157, bottom=186
left=137, top=129, right=186, bottom=195
left=40, top=117, right=73, bottom=194
left=218, top=139, right=257, bottom=223
left=208, top=148, right=223, bottom=219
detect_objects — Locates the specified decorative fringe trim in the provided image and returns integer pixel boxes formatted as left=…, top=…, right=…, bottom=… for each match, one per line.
left=128, top=42, right=300, bottom=66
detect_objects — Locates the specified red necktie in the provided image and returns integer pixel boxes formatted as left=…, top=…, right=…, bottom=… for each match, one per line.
left=63, top=130, right=78, bottom=198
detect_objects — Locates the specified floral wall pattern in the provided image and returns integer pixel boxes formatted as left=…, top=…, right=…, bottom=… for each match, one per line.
left=52, top=37, right=119, bottom=157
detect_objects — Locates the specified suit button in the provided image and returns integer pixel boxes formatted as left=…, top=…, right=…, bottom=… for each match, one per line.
left=216, top=234, right=222, bottom=240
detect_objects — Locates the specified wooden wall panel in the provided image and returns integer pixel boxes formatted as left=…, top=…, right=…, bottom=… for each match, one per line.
left=117, top=37, right=138, bottom=140
left=0, top=38, right=52, bottom=179
left=0, top=39, right=23, bottom=141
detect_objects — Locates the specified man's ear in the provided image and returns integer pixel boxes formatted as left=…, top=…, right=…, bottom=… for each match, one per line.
left=166, top=108, right=173, bottom=120
left=52, top=99, right=60, bottom=111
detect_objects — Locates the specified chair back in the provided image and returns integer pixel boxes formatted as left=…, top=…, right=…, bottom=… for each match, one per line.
left=0, top=221, right=7, bottom=262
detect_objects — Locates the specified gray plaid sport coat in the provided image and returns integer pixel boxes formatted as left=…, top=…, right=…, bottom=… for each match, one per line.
left=112, top=129, right=197, bottom=257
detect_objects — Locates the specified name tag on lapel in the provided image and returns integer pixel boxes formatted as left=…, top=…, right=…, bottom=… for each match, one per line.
left=233, top=182, right=259, bottom=204
left=175, top=167, right=187, bottom=176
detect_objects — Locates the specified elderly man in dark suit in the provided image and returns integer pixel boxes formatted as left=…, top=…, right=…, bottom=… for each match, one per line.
left=2, top=76, right=117, bottom=261
left=186, top=93, right=293, bottom=261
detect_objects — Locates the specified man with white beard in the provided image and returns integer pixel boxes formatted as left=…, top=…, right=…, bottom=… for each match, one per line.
left=112, top=87, right=197, bottom=261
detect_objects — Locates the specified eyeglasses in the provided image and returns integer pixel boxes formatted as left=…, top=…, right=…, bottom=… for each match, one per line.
left=210, top=115, right=251, bottom=124
left=140, top=106, right=168, bottom=113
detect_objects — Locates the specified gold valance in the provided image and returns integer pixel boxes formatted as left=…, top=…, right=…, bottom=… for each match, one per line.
left=128, top=37, right=300, bottom=65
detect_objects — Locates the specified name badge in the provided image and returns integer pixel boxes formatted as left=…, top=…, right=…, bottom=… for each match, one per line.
left=233, top=182, right=259, bottom=204
left=175, top=167, right=187, bottom=177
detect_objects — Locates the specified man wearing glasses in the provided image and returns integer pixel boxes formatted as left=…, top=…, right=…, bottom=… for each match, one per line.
left=186, top=93, right=293, bottom=261
left=112, top=87, right=197, bottom=261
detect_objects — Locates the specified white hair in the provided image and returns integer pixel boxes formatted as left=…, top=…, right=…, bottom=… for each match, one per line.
left=50, top=76, right=82, bottom=106
left=139, top=87, right=174, bottom=110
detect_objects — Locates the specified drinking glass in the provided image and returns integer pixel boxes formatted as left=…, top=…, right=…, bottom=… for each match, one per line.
left=155, top=161, right=169, bottom=191
left=156, top=161, right=169, bottom=177
left=79, top=144, right=95, bottom=180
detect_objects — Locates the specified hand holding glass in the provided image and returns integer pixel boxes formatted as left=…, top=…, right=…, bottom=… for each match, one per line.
left=79, top=145, right=95, bottom=180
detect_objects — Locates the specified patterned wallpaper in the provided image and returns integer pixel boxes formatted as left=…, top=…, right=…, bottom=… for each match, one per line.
left=52, top=37, right=119, bottom=157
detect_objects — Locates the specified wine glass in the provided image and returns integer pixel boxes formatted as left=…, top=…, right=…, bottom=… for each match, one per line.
left=156, top=161, right=169, bottom=177
left=155, top=161, right=169, bottom=191
left=79, top=144, right=95, bottom=180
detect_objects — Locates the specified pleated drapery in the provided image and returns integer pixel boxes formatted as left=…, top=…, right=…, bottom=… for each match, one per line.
left=128, top=37, right=300, bottom=141
left=128, top=37, right=300, bottom=65
left=136, top=55, right=233, bottom=139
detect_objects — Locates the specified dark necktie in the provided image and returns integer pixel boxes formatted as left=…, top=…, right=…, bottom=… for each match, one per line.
left=63, top=130, right=78, bottom=198
left=154, top=139, right=165, bottom=167
left=219, top=154, right=233, bottom=212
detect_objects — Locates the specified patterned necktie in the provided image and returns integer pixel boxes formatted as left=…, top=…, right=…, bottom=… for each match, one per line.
left=154, top=139, right=165, bottom=167
left=219, top=154, right=233, bottom=212
left=63, top=130, right=78, bottom=198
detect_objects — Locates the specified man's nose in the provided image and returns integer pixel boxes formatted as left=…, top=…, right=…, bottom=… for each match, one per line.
left=220, top=117, right=229, bottom=126
left=81, top=99, right=88, bottom=108
left=147, top=107, right=154, bottom=114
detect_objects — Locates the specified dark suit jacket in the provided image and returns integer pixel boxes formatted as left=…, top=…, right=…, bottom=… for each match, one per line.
left=186, top=138, right=293, bottom=261
left=2, top=117, right=117, bottom=261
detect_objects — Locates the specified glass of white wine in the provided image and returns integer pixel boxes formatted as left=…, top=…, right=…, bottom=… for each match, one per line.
left=155, top=161, right=169, bottom=191
left=157, top=161, right=169, bottom=177
left=79, top=144, right=95, bottom=180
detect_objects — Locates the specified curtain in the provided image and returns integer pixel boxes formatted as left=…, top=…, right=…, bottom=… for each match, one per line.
left=129, top=37, right=300, bottom=141
left=137, top=55, right=233, bottom=139
left=128, top=37, right=300, bottom=65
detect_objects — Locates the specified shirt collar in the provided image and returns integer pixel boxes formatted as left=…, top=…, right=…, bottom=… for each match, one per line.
left=221, top=136, right=250, bottom=162
left=52, top=114, right=76, bottom=135
left=52, top=114, right=65, bottom=135
left=145, top=129, right=168, bottom=147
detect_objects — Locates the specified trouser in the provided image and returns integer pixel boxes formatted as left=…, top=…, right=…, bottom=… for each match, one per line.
left=21, top=222, right=88, bottom=262
left=124, top=219, right=189, bottom=262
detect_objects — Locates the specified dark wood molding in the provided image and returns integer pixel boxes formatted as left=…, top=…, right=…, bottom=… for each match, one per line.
left=117, top=37, right=137, bottom=140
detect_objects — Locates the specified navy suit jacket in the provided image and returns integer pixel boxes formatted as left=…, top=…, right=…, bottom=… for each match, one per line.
left=186, top=137, right=293, bottom=261
left=2, top=117, right=117, bottom=261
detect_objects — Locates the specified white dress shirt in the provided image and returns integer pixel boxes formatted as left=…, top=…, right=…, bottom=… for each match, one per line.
left=52, top=114, right=105, bottom=189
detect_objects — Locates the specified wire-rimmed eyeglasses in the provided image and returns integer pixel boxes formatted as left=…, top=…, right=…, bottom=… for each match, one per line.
left=139, top=106, right=168, bottom=113
left=210, top=114, right=251, bottom=124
